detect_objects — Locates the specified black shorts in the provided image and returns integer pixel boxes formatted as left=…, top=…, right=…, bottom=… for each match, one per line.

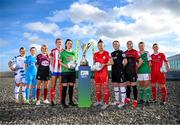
left=61, top=72, right=76, bottom=83
left=124, top=73, right=137, bottom=82
left=111, top=70, right=125, bottom=83
left=36, top=69, right=50, bottom=81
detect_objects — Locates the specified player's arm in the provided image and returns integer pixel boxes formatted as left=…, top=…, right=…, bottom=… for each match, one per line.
left=137, top=58, right=143, bottom=69
left=8, top=60, right=15, bottom=71
left=49, top=51, right=53, bottom=66
left=163, top=54, right=170, bottom=71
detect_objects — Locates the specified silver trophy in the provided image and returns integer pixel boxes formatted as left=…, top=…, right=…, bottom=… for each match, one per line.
left=80, top=42, right=93, bottom=66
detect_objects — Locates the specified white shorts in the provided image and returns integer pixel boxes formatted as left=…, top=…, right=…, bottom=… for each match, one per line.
left=137, top=74, right=150, bottom=81
left=15, top=75, right=25, bottom=84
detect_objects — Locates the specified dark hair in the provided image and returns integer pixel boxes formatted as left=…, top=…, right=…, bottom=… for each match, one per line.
left=19, top=47, right=25, bottom=51
left=139, top=41, right=144, bottom=45
left=113, top=40, right=119, bottom=44
left=65, top=39, right=72, bottom=49
left=98, top=39, right=104, bottom=45
left=153, top=43, right=158, bottom=47
left=55, top=38, right=62, bottom=43
left=30, top=47, right=36, bottom=51
left=127, top=40, right=133, bottom=44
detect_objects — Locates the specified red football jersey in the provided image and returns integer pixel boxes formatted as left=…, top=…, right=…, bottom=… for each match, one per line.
left=124, top=49, right=140, bottom=73
left=151, top=53, right=168, bottom=73
left=93, top=50, right=111, bottom=77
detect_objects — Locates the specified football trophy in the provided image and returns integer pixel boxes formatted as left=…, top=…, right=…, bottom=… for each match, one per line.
left=78, top=41, right=95, bottom=107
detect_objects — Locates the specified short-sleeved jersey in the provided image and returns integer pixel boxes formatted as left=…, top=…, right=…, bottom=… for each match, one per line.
left=138, top=51, right=151, bottom=74
left=124, top=49, right=140, bottom=74
left=93, top=50, right=111, bottom=76
left=11, top=55, right=26, bottom=76
left=25, top=55, right=37, bottom=75
left=151, top=53, right=168, bottom=73
left=60, top=50, right=76, bottom=72
left=111, top=50, right=125, bottom=71
left=49, top=48, right=63, bottom=72
left=36, top=53, right=50, bottom=70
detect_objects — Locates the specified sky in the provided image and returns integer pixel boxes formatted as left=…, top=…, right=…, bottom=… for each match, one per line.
left=1, top=0, right=180, bottom=71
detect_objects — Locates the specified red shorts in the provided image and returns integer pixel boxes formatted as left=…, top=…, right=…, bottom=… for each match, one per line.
left=94, top=72, right=108, bottom=85
left=151, top=71, right=166, bottom=84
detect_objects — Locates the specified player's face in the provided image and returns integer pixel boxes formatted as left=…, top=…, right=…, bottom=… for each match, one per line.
left=20, top=49, right=25, bottom=57
left=41, top=47, right=48, bottom=54
left=56, top=40, right=63, bottom=48
left=30, top=48, right=36, bottom=55
left=98, top=42, right=104, bottom=51
left=127, top=42, right=133, bottom=50
left=153, top=45, right=159, bottom=52
left=113, top=42, right=120, bottom=50
left=66, top=41, right=72, bottom=49
left=139, top=44, right=144, bottom=51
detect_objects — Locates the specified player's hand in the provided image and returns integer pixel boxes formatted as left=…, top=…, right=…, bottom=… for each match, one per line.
left=122, top=59, right=128, bottom=66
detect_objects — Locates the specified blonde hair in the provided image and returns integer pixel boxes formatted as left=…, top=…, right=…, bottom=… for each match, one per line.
left=41, top=44, right=48, bottom=54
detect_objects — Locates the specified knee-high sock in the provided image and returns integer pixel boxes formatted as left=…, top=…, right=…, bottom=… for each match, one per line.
left=21, top=86, right=26, bottom=100
left=104, top=85, right=110, bottom=105
left=114, top=86, right=119, bottom=101
left=120, top=87, right=126, bottom=103
left=60, top=84, right=62, bottom=101
left=145, top=87, right=151, bottom=102
left=15, top=86, right=20, bottom=100
left=68, top=85, right=74, bottom=102
left=161, top=87, right=167, bottom=102
left=37, top=88, right=41, bottom=100
left=32, top=87, right=37, bottom=100
left=44, top=88, right=48, bottom=100
left=50, top=88, right=55, bottom=101
left=139, top=86, right=144, bottom=101
left=133, top=86, right=138, bottom=100
left=152, top=86, right=157, bottom=101
left=96, top=85, right=101, bottom=102
left=61, top=86, right=67, bottom=104
left=126, top=86, right=131, bottom=99
left=25, top=87, right=30, bottom=100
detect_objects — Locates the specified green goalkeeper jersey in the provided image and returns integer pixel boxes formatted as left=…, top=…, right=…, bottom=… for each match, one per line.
left=138, top=51, right=151, bottom=74
left=60, top=50, right=75, bottom=72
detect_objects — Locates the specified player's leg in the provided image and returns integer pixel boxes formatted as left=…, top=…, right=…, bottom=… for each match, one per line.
left=32, top=76, right=37, bottom=104
left=138, top=74, right=145, bottom=104
left=158, top=73, right=167, bottom=105
left=50, top=73, right=57, bottom=106
left=125, top=73, right=131, bottom=104
left=36, top=80, right=42, bottom=105
left=131, top=73, right=138, bottom=108
left=21, top=77, right=26, bottom=103
left=43, top=80, right=50, bottom=104
left=93, top=74, right=102, bottom=106
left=144, top=74, right=151, bottom=106
left=14, top=75, right=21, bottom=103
left=68, top=72, right=77, bottom=106
left=25, top=75, right=31, bottom=104
left=151, top=73, right=158, bottom=103
left=118, top=82, right=126, bottom=108
left=101, top=76, right=110, bottom=110
left=59, top=76, right=62, bottom=102
left=112, top=82, right=120, bottom=105
left=111, top=71, right=120, bottom=105
left=61, top=73, right=68, bottom=108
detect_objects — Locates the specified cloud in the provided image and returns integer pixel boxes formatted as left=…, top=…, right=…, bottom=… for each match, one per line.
left=24, top=22, right=61, bottom=37
left=0, top=39, right=9, bottom=47
left=47, top=2, right=112, bottom=24
left=30, top=44, right=42, bottom=54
